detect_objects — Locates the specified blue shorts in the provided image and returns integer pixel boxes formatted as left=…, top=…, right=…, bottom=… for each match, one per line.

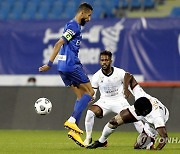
left=59, top=66, right=90, bottom=87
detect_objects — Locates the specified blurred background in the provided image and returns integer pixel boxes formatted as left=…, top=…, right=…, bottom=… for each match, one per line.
left=0, top=0, right=180, bottom=20
left=0, top=0, right=180, bottom=131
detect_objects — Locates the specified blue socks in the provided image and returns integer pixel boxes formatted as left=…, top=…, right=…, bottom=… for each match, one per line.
left=72, top=94, right=92, bottom=125
left=73, top=100, right=82, bottom=125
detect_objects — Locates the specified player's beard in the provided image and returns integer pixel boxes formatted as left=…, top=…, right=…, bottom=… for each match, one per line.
left=102, top=64, right=111, bottom=73
left=80, top=18, right=86, bottom=26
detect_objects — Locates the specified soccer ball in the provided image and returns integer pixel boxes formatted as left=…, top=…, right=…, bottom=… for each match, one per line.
left=34, top=97, right=52, bottom=115
left=135, top=133, right=154, bottom=149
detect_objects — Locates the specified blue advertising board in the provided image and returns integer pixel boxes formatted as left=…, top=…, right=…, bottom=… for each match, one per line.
left=0, top=18, right=180, bottom=81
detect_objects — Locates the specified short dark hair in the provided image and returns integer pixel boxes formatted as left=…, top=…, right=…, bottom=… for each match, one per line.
left=134, top=97, right=152, bottom=116
left=100, top=50, right=112, bottom=59
left=78, top=2, right=93, bottom=12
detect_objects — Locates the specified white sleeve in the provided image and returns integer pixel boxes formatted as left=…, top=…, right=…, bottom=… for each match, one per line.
left=153, top=116, right=165, bottom=129
left=91, top=72, right=99, bottom=99
left=118, top=68, right=126, bottom=80
left=91, top=72, right=99, bottom=88
left=132, top=85, right=147, bottom=101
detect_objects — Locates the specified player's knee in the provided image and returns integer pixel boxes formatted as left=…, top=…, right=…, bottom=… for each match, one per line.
left=88, top=86, right=95, bottom=96
left=95, top=109, right=103, bottom=118
left=89, top=88, right=95, bottom=96
left=79, top=83, right=94, bottom=96
left=109, top=117, right=118, bottom=129
left=84, top=89, right=94, bottom=97
left=89, top=105, right=103, bottom=118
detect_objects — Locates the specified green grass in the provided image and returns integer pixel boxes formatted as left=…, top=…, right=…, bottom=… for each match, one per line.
left=0, top=130, right=180, bottom=154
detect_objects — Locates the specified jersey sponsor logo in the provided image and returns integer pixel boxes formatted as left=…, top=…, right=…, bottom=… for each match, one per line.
left=104, top=88, right=119, bottom=96
left=58, top=55, right=66, bottom=61
left=76, top=40, right=81, bottom=46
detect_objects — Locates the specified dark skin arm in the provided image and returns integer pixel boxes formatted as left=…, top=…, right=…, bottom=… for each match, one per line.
left=39, top=38, right=65, bottom=72
left=123, top=72, right=139, bottom=98
left=123, top=73, right=133, bottom=98
left=123, top=72, right=132, bottom=98
left=152, top=127, right=168, bottom=150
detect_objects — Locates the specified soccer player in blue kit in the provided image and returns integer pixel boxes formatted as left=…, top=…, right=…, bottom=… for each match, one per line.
left=39, top=3, right=94, bottom=147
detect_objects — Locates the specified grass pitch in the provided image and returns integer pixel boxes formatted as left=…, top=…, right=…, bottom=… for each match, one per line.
left=0, top=130, right=179, bottom=154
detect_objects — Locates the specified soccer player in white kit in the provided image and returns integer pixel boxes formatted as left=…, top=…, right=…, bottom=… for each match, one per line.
left=87, top=73, right=169, bottom=150
left=84, top=50, right=143, bottom=146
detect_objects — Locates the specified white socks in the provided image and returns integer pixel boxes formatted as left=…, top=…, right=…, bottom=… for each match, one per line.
left=99, top=123, right=115, bottom=143
left=85, top=110, right=95, bottom=140
left=68, top=116, right=76, bottom=123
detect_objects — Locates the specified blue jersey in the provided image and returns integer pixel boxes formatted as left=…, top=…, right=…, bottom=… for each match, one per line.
left=57, top=19, right=82, bottom=72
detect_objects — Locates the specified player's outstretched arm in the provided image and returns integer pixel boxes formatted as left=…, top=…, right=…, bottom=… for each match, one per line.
left=39, top=38, right=65, bottom=72
left=153, top=127, right=168, bottom=150
left=123, top=72, right=133, bottom=98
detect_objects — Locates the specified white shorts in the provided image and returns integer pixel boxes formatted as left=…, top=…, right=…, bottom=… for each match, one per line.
left=93, top=97, right=130, bottom=116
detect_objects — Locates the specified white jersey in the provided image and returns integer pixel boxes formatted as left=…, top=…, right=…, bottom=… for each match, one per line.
left=92, top=67, right=126, bottom=100
left=129, top=85, right=169, bottom=130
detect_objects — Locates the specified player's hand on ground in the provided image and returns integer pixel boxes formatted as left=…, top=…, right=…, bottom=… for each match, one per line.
left=39, top=65, right=50, bottom=72
left=149, top=144, right=158, bottom=150
left=150, top=145, right=156, bottom=150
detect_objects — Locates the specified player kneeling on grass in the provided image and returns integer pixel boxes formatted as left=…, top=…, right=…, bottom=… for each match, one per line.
left=87, top=74, right=169, bottom=150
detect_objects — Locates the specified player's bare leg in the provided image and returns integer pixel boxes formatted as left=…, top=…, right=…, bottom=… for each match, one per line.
left=64, top=85, right=84, bottom=134
left=64, top=82, right=94, bottom=146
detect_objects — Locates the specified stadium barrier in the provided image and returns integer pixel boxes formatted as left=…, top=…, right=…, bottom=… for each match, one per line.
left=0, top=86, right=179, bottom=132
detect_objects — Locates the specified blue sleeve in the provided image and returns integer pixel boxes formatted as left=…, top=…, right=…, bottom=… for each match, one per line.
left=62, top=22, right=79, bottom=42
